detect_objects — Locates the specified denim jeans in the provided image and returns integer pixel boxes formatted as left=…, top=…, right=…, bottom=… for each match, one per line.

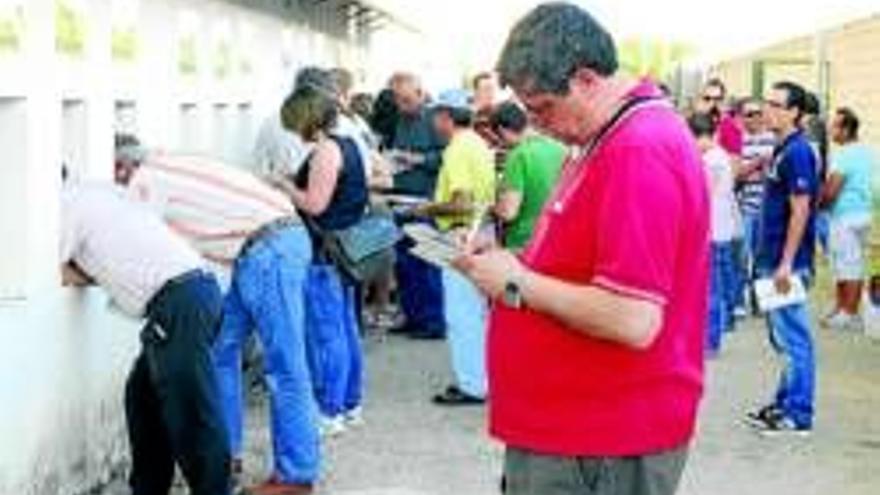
left=815, top=211, right=831, bottom=256
left=760, top=270, right=816, bottom=428
left=442, top=268, right=488, bottom=398
left=213, top=225, right=321, bottom=483
left=304, top=264, right=364, bottom=417
left=707, top=242, right=738, bottom=353
left=395, top=215, right=446, bottom=333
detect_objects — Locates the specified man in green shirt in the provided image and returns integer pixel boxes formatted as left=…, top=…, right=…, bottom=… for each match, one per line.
left=492, top=101, right=567, bottom=251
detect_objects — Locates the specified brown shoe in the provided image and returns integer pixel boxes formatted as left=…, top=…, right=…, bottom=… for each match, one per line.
left=242, top=478, right=314, bottom=495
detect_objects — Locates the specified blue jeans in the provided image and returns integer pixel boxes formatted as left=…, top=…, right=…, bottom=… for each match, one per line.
left=395, top=216, right=446, bottom=333
left=816, top=211, right=831, bottom=256
left=442, top=269, right=488, bottom=398
left=707, top=243, right=735, bottom=353
left=213, top=226, right=320, bottom=483
left=304, top=264, right=364, bottom=417
left=761, top=271, right=816, bottom=428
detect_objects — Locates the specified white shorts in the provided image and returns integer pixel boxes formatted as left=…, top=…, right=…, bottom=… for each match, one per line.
left=830, top=216, right=872, bottom=281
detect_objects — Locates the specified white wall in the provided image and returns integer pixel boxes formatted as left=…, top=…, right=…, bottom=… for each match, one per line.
left=0, top=0, right=370, bottom=493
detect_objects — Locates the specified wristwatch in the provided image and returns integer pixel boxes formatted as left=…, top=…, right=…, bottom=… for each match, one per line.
left=502, top=269, right=528, bottom=309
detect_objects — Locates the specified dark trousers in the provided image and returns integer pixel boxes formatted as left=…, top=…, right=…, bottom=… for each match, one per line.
left=125, top=271, right=231, bottom=495
left=394, top=216, right=446, bottom=333
left=504, top=446, right=689, bottom=495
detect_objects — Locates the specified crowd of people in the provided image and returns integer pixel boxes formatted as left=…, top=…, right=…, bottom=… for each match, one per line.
left=57, top=2, right=877, bottom=495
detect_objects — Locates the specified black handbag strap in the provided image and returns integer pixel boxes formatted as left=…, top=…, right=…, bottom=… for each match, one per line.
left=581, top=95, right=662, bottom=158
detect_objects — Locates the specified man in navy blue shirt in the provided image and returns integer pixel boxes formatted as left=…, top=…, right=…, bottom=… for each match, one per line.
left=747, top=81, right=819, bottom=435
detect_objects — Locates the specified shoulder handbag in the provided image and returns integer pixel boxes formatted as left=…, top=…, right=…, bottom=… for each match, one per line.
left=303, top=207, right=403, bottom=283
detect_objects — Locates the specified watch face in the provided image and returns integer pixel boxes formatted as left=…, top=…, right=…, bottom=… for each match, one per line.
left=504, top=281, right=522, bottom=308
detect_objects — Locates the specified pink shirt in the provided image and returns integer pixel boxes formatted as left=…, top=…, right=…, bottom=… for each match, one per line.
left=487, top=82, right=710, bottom=456
left=717, top=113, right=744, bottom=156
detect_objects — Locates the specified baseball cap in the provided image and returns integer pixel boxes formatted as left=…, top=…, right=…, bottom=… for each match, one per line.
left=429, top=89, right=472, bottom=112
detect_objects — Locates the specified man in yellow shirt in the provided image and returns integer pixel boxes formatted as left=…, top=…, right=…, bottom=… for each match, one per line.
left=418, top=90, right=497, bottom=232
left=414, top=89, right=496, bottom=406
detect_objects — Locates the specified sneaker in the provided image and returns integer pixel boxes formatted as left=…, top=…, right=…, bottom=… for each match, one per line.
left=744, top=404, right=782, bottom=428
left=733, top=306, right=748, bottom=319
left=318, top=415, right=347, bottom=438
left=820, top=308, right=840, bottom=327
left=752, top=414, right=812, bottom=437
left=826, top=312, right=864, bottom=332
left=343, top=406, right=365, bottom=428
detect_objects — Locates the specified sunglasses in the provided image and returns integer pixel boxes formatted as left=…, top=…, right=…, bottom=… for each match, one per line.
left=702, top=95, right=723, bottom=103
left=745, top=111, right=762, bottom=118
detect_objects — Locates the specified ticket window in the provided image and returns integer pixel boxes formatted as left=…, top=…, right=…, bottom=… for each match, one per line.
left=61, top=99, right=88, bottom=181
left=0, top=97, right=29, bottom=299
left=212, top=103, right=231, bottom=162
left=178, top=103, right=200, bottom=153
left=235, top=103, right=254, bottom=167
left=114, top=100, right=138, bottom=137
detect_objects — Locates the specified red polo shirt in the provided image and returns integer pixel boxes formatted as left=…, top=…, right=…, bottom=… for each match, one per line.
left=487, top=82, right=710, bottom=457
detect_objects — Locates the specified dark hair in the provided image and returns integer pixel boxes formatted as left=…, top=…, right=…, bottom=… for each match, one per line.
left=330, top=67, right=355, bottom=96
left=704, top=77, right=726, bottom=98
left=114, top=133, right=145, bottom=165
left=497, top=2, right=618, bottom=95
left=771, top=81, right=808, bottom=118
left=472, top=72, right=494, bottom=90
left=281, top=84, right=339, bottom=141
left=835, top=107, right=860, bottom=140
left=350, top=92, right=375, bottom=122
left=491, top=101, right=528, bottom=133
left=688, top=112, right=717, bottom=138
left=115, top=133, right=141, bottom=150
left=804, top=91, right=821, bottom=116
left=294, top=66, right=337, bottom=95
left=436, top=106, right=474, bottom=127
left=370, top=88, right=399, bottom=148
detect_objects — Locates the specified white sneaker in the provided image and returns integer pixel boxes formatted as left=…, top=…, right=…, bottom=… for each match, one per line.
left=826, top=312, right=864, bottom=332
left=343, top=406, right=365, bottom=428
left=319, top=415, right=347, bottom=438
left=820, top=308, right=840, bottom=327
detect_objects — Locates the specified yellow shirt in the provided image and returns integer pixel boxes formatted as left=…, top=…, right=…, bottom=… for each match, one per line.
left=434, top=129, right=497, bottom=231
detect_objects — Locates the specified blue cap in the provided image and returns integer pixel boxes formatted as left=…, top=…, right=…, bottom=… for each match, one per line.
left=429, top=89, right=472, bottom=111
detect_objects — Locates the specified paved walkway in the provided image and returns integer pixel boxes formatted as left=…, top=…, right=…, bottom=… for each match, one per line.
left=238, top=317, right=880, bottom=495
left=103, top=313, right=880, bottom=494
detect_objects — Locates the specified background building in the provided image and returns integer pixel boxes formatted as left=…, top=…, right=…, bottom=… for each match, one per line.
left=714, top=14, right=880, bottom=150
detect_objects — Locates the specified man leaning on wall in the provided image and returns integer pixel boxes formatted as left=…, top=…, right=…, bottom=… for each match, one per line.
left=59, top=180, right=231, bottom=495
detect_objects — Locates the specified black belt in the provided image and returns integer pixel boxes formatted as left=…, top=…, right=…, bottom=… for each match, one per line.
left=238, top=217, right=301, bottom=258
left=145, top=268, right=211, bottom=319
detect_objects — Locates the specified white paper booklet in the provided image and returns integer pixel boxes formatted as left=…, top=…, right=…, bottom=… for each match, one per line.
left=754, top=275, right=808, bottom=312
left=403, top=224, right=461, bottom=268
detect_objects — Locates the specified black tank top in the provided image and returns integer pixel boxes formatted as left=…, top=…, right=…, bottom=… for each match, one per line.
left=295, top=135, right=368, bottom=231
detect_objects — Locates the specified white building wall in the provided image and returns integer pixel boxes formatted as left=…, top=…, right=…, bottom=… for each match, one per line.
left=0, top=0, right=372, bottom=493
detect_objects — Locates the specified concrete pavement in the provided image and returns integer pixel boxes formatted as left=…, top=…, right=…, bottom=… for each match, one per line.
left=100, top=314, right=880, bottom=495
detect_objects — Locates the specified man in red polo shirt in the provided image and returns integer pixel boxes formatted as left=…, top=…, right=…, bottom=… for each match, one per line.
left=456, top=4, right=709, bottom=495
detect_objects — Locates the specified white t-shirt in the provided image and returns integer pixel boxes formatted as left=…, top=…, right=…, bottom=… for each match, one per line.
left=253, top=113, right=312, bottom=176
left=335, top=113, right=374, bottom=178
left=704, top=146, right=739, bottom=242
left=61, top=184, right=204, bottom=317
